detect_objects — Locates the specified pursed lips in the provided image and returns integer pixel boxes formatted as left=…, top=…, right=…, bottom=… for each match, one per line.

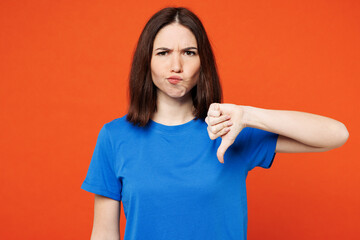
left=167, top=76, right=182, bottom=84
left=167, top=76, right=183, bottom=80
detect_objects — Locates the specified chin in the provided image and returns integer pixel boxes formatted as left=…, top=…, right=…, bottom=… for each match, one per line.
left=157, top=88, right=191, bottom=100
left=165, top=90, right=183, bottom=97
left=169, top=92, right=192, bottom=100
left=168, top=94, right=185, bottom=99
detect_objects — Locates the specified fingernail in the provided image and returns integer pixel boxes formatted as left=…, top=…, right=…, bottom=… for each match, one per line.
left=227, top=121, right=233, bottom=126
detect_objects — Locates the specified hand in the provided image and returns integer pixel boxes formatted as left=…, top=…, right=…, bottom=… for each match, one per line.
left=205, top=103, right=246, bottom=163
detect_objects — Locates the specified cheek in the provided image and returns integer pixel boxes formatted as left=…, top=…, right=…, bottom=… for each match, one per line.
left=151, top=59, right=167, bottom=78
left=189, top=63, right=201, bottom=81
left=150, top=63, right=163, bottom=88
left=189, top=59, right=201, bottom=75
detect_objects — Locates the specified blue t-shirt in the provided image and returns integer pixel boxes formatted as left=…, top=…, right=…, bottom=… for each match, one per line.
left=81, top=115, right=278, bottom=239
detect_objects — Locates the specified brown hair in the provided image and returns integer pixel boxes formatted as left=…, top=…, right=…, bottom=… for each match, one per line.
left=126, top=7, right=222, bottom=127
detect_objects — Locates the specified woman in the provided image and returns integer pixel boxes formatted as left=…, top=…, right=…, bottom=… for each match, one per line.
left=81, top=7, right=349, bottom=240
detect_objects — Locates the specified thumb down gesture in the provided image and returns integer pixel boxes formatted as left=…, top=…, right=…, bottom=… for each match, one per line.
left=205, top=103, right=246, bottom=163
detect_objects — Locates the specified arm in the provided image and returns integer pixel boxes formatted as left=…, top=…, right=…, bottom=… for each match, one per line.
left=242, top=106, right=349, bottom=153
left=90, top=194, right=120, bottom=240
left=205, top=103, right=349, bottom=162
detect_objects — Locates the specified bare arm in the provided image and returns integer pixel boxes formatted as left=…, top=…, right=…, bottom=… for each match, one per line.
left=205, top=103, right=349, bottom=162
left=90, top=194, right=120, bottom=240
left=242, top=106, right=349, bottom=153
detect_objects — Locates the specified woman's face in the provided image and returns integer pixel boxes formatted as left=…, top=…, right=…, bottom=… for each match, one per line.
left=151, top=23, right=201, bottom=101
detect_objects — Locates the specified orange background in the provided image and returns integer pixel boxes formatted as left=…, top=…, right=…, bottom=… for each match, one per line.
left=1, top=0, right=359, bottom=239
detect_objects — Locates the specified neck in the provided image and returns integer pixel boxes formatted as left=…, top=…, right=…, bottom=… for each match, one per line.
left=151, top=92, right=195, bottom=125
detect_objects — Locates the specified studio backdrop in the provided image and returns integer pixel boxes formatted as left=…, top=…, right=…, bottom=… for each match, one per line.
left=0, top=0, right=359, bottom=239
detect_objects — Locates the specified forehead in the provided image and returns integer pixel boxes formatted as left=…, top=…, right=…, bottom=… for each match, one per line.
left=153, top=23, right=197, bottom=48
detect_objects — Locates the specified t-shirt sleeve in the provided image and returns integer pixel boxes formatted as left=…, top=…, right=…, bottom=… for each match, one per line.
left=81, top=124, right=122, bottom=201
left=245, top=127, right=279, bottom=171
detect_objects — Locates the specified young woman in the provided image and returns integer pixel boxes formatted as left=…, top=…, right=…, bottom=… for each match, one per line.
left=81, top=7, right=349, bottom=240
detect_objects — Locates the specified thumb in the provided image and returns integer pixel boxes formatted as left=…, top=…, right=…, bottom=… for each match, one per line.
left=217, top=138, right=232, bottom=164
left=211, top=102, right=220, bottom=112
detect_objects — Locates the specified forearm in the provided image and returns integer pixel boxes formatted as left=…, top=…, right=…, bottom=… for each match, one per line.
left=91, top=221, right=120, bottom=240
left=90, top=232, right=120, bottom=240
left=91, top=194, right=121, bottom=240
left=242, top=106, right=349, bottom=149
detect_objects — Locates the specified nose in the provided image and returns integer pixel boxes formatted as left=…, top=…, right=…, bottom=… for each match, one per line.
left=170, top=52, right=182, bottom=73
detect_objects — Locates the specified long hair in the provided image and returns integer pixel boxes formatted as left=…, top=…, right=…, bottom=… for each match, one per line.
left=126, top=7, right=222, bottom=127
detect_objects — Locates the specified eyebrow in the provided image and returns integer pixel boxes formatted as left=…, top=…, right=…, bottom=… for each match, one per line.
left=154, top=47, right=198, bottom=51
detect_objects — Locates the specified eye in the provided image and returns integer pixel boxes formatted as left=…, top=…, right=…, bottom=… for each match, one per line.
left=156, top=51, right=167, bottom=56
left=185, top=51, right=196, bottom=56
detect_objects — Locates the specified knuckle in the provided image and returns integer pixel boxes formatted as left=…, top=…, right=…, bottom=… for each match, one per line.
left=208, top=131, right=216, bottom=140
left=210, top=126, right=217, bottom=133
left=208, top=118, right=215, bottom=125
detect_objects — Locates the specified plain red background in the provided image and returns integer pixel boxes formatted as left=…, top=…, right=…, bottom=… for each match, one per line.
left=1, top=0, right=359, bottom=239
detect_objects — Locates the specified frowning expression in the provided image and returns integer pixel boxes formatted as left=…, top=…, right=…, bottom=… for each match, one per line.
left=151, top=23, right=201, bottom=101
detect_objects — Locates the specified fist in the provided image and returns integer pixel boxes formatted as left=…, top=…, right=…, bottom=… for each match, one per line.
left=205, top=103, right=246, bottom=163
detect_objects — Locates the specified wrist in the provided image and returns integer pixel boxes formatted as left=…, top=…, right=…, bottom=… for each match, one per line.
left=240, top=105, right=263, bottom=129
left=238, top=105, right=251, bottom=128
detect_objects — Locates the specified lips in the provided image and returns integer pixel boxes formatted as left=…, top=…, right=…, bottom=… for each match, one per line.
left=167, top=76, right=182, bottom=85
left=167, top=79, right=181, bottom=84
left=167, top=75, right=183, bottom=80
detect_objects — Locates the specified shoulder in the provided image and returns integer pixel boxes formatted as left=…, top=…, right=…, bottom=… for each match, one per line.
left=104, top=115, right=130, bottom=130
left=102, top=114, right=146, bottom=140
